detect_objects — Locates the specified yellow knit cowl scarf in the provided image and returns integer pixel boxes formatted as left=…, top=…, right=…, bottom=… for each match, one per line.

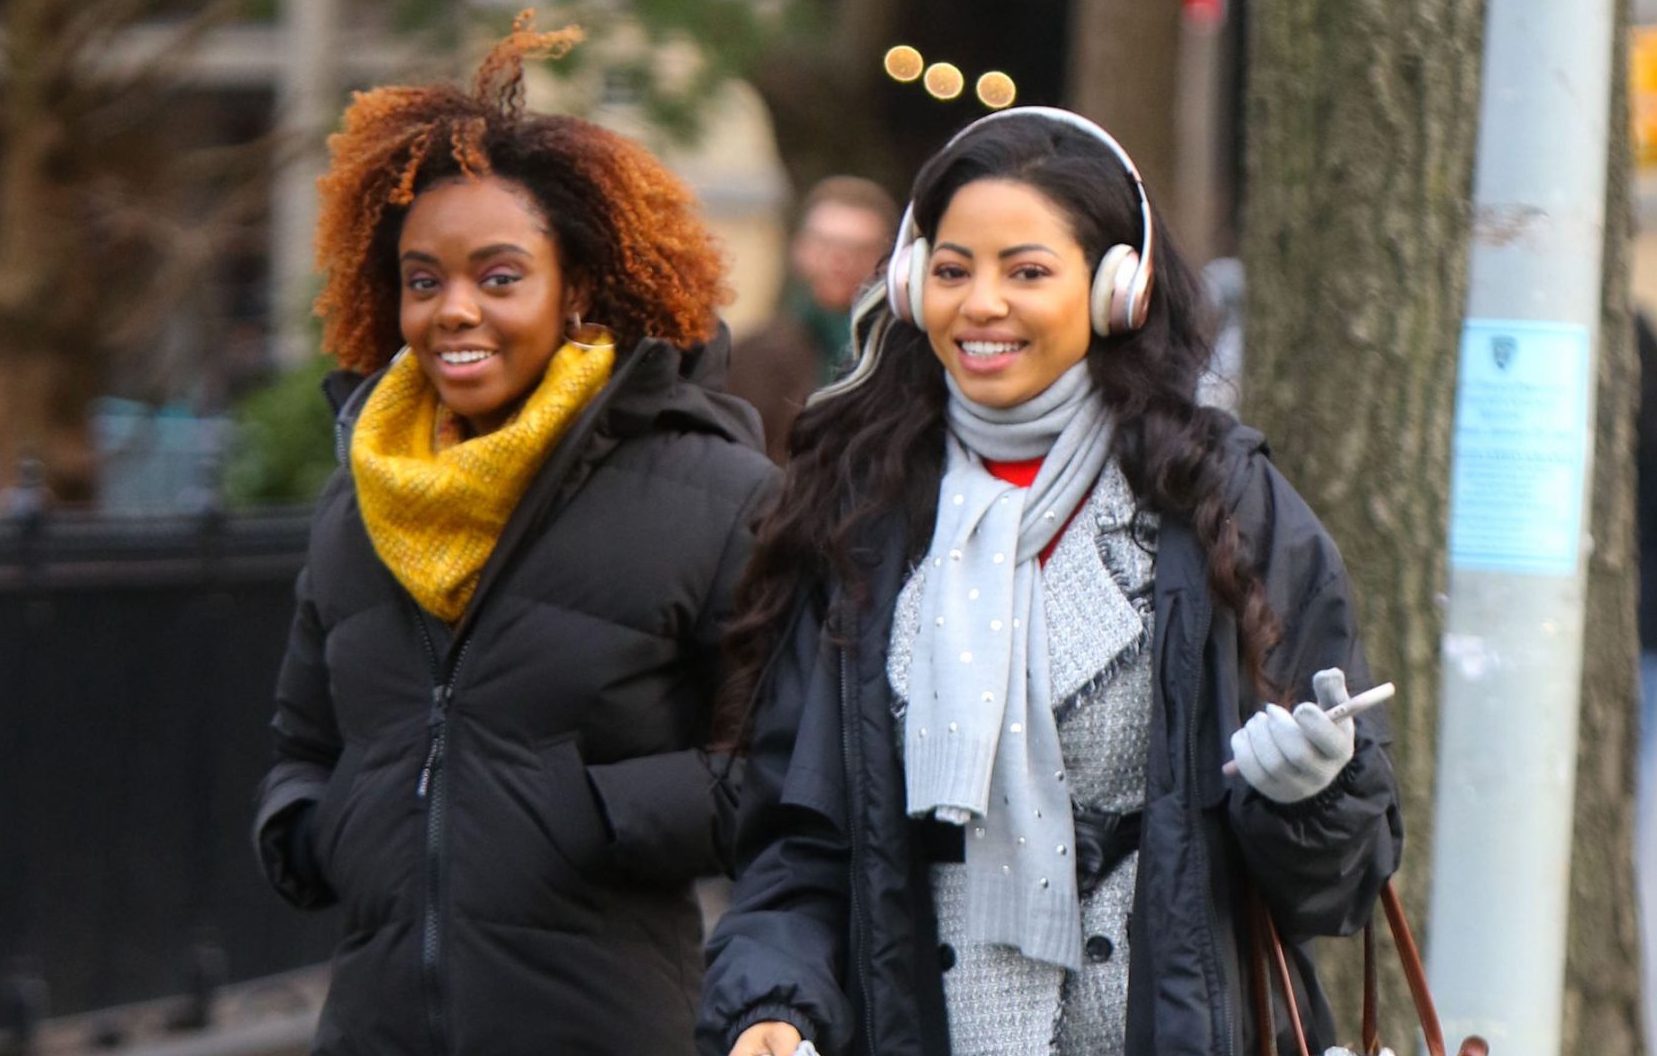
left=350, top=335, right=616, bottom=622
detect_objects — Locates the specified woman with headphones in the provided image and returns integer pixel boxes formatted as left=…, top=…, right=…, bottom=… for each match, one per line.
left=697, top=108, right=1402, bottom=1056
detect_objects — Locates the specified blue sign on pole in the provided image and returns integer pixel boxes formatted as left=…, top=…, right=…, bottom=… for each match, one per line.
left=1447, top=318, right=1591, bottom=575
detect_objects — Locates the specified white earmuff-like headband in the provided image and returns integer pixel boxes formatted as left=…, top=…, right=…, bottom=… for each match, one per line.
left=819, top=106, right=1156, bottom=406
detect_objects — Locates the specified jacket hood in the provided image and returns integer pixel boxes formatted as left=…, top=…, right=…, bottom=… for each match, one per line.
left=323, top=320, right=764, bottom=459
left=603, top=321, right=765, bottom=449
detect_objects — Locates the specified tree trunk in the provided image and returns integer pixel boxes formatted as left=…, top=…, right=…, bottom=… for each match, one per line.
left=0, top=0, right=100, bottom=501
left=748, top=0, right=904, bottom=198
left=1240, top=0, right=1485, bottom=1045
left=0, top=1, right=257, bottom=504
left=1564, top=0, right=1644, bottom=1049
left=1065, top=0, right=1183, bottom=228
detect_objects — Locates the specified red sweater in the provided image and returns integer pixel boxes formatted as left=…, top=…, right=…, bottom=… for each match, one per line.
left=982, top=456, right=1085, bottom=566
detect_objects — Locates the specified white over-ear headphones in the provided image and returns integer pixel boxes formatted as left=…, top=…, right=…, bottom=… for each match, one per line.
left=883, top=105, right=1156, bottom=337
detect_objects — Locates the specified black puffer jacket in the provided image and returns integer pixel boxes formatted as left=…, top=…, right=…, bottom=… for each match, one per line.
left=698, top=423, right=1402, bottom=1056
left=254, top=328, right=777, bottom=1056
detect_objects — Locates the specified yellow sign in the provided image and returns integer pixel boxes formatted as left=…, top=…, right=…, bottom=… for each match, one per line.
left=1633, top=26, right=1657, bottom=168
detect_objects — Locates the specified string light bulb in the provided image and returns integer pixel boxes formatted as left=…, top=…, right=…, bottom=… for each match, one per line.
left=923, top=62, right=965, bottom=100
left=975, top=71, right=1017, bottom=109
left=884, top=44, right=924, bottom=83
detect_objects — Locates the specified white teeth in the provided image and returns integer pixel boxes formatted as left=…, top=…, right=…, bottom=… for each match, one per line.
left=438, top=349, right=494, bottom=365
left=960, top=341, right=1023, bottom=357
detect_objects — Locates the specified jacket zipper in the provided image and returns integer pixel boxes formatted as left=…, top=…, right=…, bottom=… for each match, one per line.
left=836, top=617, right=880, bottom=1055
left=1180, top=594, right=1235, bottom=1056
left=413, top=611, right=471, bottom=1056
left=383, top=344, right=650, bottom=1052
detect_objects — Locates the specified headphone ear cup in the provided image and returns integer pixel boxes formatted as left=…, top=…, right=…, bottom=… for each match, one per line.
left=905, top=236, right=930, bottom=326
left=886, top=236, right=931, bottom=324
left=1091, top=244, right=1137, bottom=336
left=886, top=242, right=914, bottom=323
left=1123, top=263, right=1153, bottom=331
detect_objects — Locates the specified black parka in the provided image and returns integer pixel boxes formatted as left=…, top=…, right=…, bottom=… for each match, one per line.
left=254, top=328, right=778, bottom=1056
left=698, top=423, right=1403, bottom=1056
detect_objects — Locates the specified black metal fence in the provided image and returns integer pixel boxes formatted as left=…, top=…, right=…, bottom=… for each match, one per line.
left=0, top=505, right=338, bottom=1022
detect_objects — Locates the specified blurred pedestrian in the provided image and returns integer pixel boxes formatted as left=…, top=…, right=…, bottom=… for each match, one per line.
left=699, top=107, right=1401, bottom=1056
left=251, top=16, right=774, bottom=1055
left=728, top=176, right=897, bottom=462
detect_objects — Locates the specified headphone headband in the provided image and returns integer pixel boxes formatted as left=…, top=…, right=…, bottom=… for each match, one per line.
left=944, top=106, right=1155, bottom=293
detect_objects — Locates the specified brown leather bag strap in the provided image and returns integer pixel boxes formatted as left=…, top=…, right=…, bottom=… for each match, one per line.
left=1248, top=884, right=1311, bottom=1056
left=1258, top=878, right=1490, bottom=1056
left=1248, top=887, right=1279, bottom=1056
left=1263, top=908, right=1311, bottom=1056
left=1379, top=880, right=1473, bottom=1056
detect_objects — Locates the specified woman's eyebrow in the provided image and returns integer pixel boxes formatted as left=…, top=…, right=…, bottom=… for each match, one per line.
left=468, top=242, right=533, bottom=261
left=931, top=241, right=1060, bottom=259
left=998, top=243, right=1058, bottom=259
left=397, top=243, right=533, bottom=265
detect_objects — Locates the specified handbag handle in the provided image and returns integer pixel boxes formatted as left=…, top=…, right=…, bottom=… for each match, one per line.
left=1250, top=877, right=1489, bottom=1056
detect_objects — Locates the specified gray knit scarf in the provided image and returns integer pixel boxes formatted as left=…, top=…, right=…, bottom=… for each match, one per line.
left=904, top=361, right=1112, bottom=970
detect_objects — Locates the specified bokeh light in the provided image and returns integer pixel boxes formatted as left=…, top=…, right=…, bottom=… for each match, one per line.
left=975, top=71, right=1017, bottom=109
left=884, top=45, right=924, bottom=83
left=923, top=62, right=965, bottom=101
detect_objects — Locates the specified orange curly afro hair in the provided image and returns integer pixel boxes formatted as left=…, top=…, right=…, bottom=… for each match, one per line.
left=312, top=10, right=730, bottom=373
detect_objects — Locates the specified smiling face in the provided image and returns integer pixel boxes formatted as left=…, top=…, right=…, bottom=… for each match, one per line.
left=397, top=175, right=582, bottom=436
left=921, top=178, right=1095, bottom=409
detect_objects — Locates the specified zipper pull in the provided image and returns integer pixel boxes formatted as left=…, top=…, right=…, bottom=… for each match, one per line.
left=416, top=737, right=440, bottom=799
left=418, top=684, right=452, bottom=799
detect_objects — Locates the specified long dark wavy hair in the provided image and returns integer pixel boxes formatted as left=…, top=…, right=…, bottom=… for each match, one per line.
left=717, top=113, right=1279, bottom=742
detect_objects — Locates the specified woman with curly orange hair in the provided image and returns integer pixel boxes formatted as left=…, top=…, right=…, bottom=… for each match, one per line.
left=252, top=15, right=776, bottom=1054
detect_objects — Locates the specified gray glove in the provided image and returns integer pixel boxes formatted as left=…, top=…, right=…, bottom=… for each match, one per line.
left=1230, top=668, right=1356, bottom=803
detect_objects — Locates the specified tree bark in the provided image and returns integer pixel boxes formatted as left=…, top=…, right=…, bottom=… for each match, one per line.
left=0, top=0, right=101, bottom=501
left=1065, top=0, right=1183, bottom=226
left=0, top=1, right=260, bottom=504
left=1240, top=0, right=1485, bottom=1044
left=747, top=0, right=904, bottom=199
left=1564, top=0, right=1644, bottom=1049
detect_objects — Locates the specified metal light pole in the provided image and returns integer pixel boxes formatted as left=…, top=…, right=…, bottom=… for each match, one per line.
left=1428, top=0, right=1616, bottom=1051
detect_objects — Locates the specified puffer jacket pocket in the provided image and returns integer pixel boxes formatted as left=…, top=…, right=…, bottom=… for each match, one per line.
left=311, top=743, right=365, bottom=880
left=531, top=734, right=617, bottom=886
left=313, top=742, right=420, bottom=932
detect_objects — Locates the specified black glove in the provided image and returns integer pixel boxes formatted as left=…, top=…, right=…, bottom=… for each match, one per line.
left=1072, top=806, right=1142, bottom=898
left=259, top=800, right=335, bottom=909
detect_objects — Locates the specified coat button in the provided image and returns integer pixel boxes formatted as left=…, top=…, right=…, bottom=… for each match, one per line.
left=1085, top=935, right=1114, bottom=963
left=939, top=943, right=957, bottom=971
